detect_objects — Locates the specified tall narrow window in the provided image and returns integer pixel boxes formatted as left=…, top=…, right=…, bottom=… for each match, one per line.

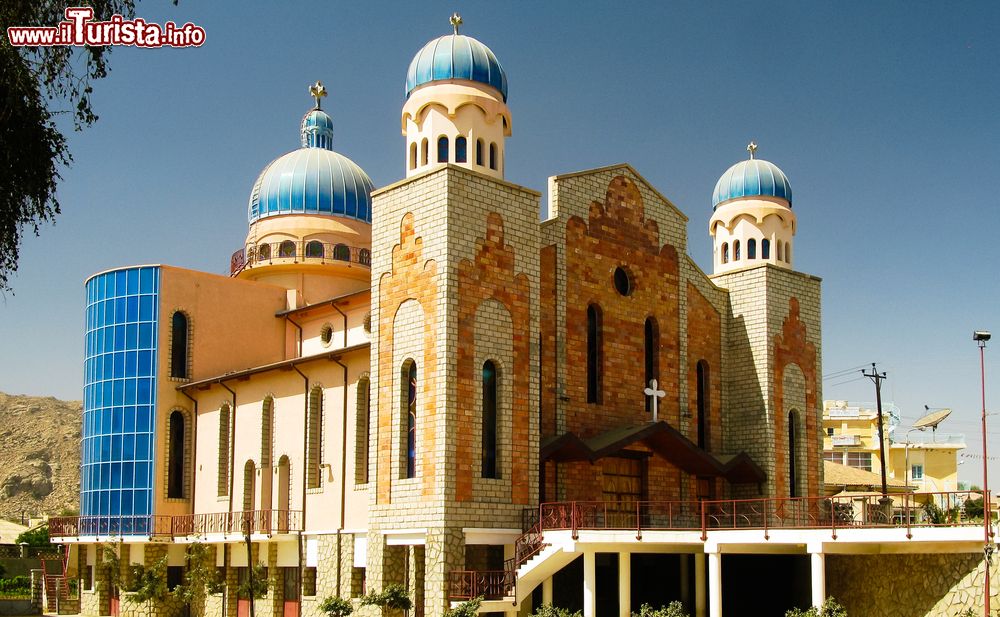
left=421, top=138, right=428, bottom=166
left=167, top=411, right=185, bottom=498
left=356, top=376, right=370, bottom=484
left=482, top=361, right=498, bottom=478
left=261, top=397, right=273, bottom=468
left=243, top=460, right=256, bottom=512
left=476, top=139, right=484, bottom=166
left=785, top=243, right=792, bottom=264
left=170, top=312, right=189, bottom=378
left=437, top=136, right=449, bottom=163
left=409, top=142, right=417, bottom=170
left=217, top=403, right=231, bottom=497
left=489, top=143, right=497, bottom=170
left=405, top=362, right=417, bottom=479
left=721, top=243, right=729, bottom=264
left=734, top=240, right=741, bottom=261
left=762, top=239, right=771, bottom=259
left=788, top=411, right=798, bottom=497
left=696, top=361, right=710, bottom=450
left=306, top=386, right=323, bottom=489
left=587, top=304, right=602, bottom=403
left=644, top=317, right=659, bottom=412
left=455, top=136, right=467, bottom=163
left=748, top=238, right=757, bottom=259
left=277, top=455, right=290, bottom=532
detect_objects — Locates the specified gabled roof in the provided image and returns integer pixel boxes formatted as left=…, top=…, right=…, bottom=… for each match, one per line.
left=540, top=421, right=765, bottom=484
left=823, top=461, right=911, bottom=492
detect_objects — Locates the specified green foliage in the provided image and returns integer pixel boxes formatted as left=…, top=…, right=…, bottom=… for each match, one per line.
left=100, top=542, right=122, bottom=591
left=0, top=564, right=5, bottom=578
left=785, top=597, right=847, bottom=617
left=15, top=525, right=51, bottom=547
left=125, top=555, right=168, bottom=602
left=965, top=497, right=985, bottom=519
left=632, top=601, right=689, bottom=617
left=319, top=595, right=354, bottom=617
left=236, top=563, right=269, bottom=600
left=0, top=576, right=32, bottom=594
left=923, top=501, right=946, bottom=525
left=444, top=596, right=482, bottom=617
left=956, top=609, right=975, bottom=617
left=530, top=605, right=582, bottom=617
left=360, top=583, right=413, bottom=611
left=173, top=543, right=224, bottom=616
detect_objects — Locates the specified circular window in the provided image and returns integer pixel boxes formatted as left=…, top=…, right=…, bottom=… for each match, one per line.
left=320, top=324, right=333, bottom=346
left=613, top=267, right=633, bottom=296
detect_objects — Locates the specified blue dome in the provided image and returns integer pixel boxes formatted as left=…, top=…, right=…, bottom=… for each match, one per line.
left=248, top=109, right=373, bottom=224
left=712, top=159, right=792, bottom=209
left=405, top=34, right=508, bottom=102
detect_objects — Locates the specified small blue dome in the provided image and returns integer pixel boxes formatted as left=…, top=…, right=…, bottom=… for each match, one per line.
left=712, top=158, right=792, bottom=209
left=406, top=34, right=508, bottom=102
left=248, top=108, right=373, bottom=224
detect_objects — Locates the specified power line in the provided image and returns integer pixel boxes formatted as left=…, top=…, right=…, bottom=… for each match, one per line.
left=823, top=364, right=871, bottom=380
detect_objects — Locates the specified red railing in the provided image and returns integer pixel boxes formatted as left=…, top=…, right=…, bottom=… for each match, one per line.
left=49, top=510, right=302, bottom=538
left=231, top=241, right=371, bottom=276
left=448, top=569, right=516, bottom=601
left=49, top=515, right=173, bottom=538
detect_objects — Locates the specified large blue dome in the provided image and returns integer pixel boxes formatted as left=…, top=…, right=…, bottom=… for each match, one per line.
left=405, top=33, right=508, bottom=102
left=712, top=158, right=792, bottom=209
left=248, top=108, right=374, bottom=224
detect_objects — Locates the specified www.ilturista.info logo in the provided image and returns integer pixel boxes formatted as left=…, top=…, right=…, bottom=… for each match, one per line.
left=7, top=7, right=205, bottom=48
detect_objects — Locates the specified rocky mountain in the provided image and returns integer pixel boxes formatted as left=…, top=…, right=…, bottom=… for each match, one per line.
left=0, top=392, right=81, bottom=522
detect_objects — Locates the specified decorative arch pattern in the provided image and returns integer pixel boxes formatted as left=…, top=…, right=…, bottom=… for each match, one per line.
left=773, top=298, right=819, bottom=498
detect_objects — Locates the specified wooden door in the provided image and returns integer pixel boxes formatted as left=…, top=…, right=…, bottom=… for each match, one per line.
left=282, top=568, right=300, bottom=617
left=602, top=457, right=644, bottom=528
left=237, top=567, right=250, bottom=617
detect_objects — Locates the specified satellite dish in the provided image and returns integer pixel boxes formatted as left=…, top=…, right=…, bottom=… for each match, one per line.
left=913, top=407, right=952, bottom=430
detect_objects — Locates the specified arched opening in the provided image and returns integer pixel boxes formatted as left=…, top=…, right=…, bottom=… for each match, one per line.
left=306, top=386, right=323, bottom=489
left=734, top=240, right=741, bottom=261
left=587, top=304, right=603, bottom=404
left=257, top=243, right=271, bottom=262
left=482, top=360, right=498, bottom=478
left=356, top=376, right=370, bottom=484
left=762, top=239, right=771, bottom=259
left=696, top=361, right=710, bottom=450
left=409, top=142, right=417, bottom=170
left=455, top=136, right=468, bottom=163
left=785, top=242, right=792, bottom=264
left=242, top=460, right=256, bottom=513
left=217, top=403, right=231, bottom=497
left=788, top=410, right=799, bottom=497
left=333, top=244, right=350, bottom=261
left=279, top=240, right=296, bottom=258
left=167, top=411, right=185, bottom=498
left=404, top=361, right=418, bottom=479
left=277, top=455, right=290, bottom=532
left=261, top=397, right=274, bottom=510
left=748, top=238, right=757, bottom=259
left=644, top=317, right=659, bottom=413
left=489, top=143, right=497, bottom=170
left=421, top=138, right=428, bottom=166
left=358, top=249, right=371, bottom=266
left=777, top=241, right=784, bottom=261
left=170, top=312, right=189, bottom=379
left=437, top=136, right=449, bottom=163
left=721, top=243, right=729, bottom=264
left=305, top=240, right=323, bottom=258
left=476, top=139, right=484, bottom=166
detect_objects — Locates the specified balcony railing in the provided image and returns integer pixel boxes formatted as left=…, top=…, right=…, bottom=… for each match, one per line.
left=448, top=569, right=516, bottom=601
left=231, top=241, right=371, bottom=276
left=49, top=510, right=303, bottom=539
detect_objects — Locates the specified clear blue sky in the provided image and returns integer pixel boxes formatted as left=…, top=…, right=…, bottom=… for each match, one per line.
left=1, top=1, right=998, bottom=485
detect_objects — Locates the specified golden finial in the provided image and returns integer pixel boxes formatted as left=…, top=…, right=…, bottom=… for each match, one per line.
left=450, top=12, right=463, bottom=34
left=308, top=81, right=327, bottom=110
left=747, top=141, right=758, bottom=160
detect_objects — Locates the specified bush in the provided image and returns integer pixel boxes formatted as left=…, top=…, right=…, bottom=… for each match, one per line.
left=965, top=497, right=984, bottom=519
left=444, top=596, right=482, bottom=617
left=0, top=576, right=32, bottom=594
left=360, top=583, right=412, bottom=611
left=531, top=605, right=582, bottom=617
left=922, top=501, right=946, bottom=525
left=785, top=597, right=847, bottom=617
left=16, top=525, right=51, bottom=547
left=632, top=602, right=689, bottom=617
left=319, top=595, right=354, bottom=617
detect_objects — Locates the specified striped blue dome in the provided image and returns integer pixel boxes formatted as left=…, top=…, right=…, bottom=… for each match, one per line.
left=406, top=34, right=508, bottom=102
left=248, top=108, right=373, bottom=224
left=712, top=159, right=792, bottom=209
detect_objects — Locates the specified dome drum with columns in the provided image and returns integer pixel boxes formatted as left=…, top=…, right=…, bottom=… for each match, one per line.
left=709, top=142, right=796, bottom=275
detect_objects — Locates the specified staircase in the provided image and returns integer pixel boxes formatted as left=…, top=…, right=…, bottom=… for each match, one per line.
left=41, top=559, right=68, bottom=613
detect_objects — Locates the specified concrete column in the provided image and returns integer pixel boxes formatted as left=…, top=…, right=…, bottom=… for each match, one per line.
left=810, top=551, right=826, bottom=608
left=694, top=553, right=706, bottom=617
left=679, top=554, right=690, bottom=608
left=619, top=552, right=631, bottom=617
left=707, top=552, right=721, bottom=617
left=583, top=551, right=597, bottom=617
left=542, top=577, right=553, bottom=605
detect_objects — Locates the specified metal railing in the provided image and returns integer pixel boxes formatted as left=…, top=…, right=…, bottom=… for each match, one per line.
left=49, top=515, right=173, bottom=538
left=49, top=510, right=303, bottom=538
left=448, top=569, right=516, bottom=601
left=231, top=241, right=371, bottom=276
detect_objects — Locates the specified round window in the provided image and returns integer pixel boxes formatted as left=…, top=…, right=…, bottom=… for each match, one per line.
left=613, top=267, right=633, bottom=296
left=320, top=324, right=333, bottom=346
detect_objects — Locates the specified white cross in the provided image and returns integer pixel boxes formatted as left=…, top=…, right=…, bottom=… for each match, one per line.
left=644, top=379, right=665, bottom=423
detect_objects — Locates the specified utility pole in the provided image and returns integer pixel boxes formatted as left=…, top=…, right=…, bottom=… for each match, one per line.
left=862, top=364, right=890, bottom=500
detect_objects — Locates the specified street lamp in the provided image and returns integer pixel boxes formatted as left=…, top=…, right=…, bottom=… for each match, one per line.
left=974, top=329, right=991, bottom=617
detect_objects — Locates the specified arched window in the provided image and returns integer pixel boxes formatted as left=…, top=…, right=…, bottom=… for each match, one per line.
left=777, top=241, right=783, bottom=261
left=170, top=312, right=189, bottom=379
left=167, top=411, right=185, bottom=498
left=785, top=243, right=792, bottom=264
left=333, top=244, right=351, bottom=261
left=277, top=455, right=290, bottom=532
left=356, top=376, right=371, bottom=484
left=279, top=240, right=296, bottom=258
left=788, top=411, right=799, bottom=497
left=305, top=240, right=323, bottom=258
left=409, top=142, right=417, bottom=170
left=762, top=239, right=771, bottom=259
left=748, top=238, right=756, bottom=259
left=437, top=136, right=449, bottom=163
left=405, top=361, right=417, bottom=479
left=586, top=304, right=602, bottom=404
left=421, top=138, right=428, bottom=166
left=243, top=460, right=256, bottom=512
left=257, top=243, right=271, bottom=262
left=644, top=317, right=659, bottom=413
left=734, top=240, right=741, bottom=261
left=482, top=360, right=498, bottom=478
left=696, top=361, right=710, bottom=450
left=489, top=143, right=497, bottom=170
left=455, top=136, right=468, bottom=163
left=306, top=386, right=323, bottom=489
left=358, top=249, right=371, bottom=266
left=217, top=403, right=231, bottom=497
left=261, top=397, right=273, bottom=468
left=476, top=139, right=484, bottom=166
left=721, top=243, right=729, bottom=264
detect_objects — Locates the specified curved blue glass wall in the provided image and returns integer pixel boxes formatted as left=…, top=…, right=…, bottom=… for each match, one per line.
left=82, top=266, right=159, bottom=534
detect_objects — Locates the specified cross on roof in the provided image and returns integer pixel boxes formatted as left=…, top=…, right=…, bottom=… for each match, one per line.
left=644, top=379, right=666, bottom=423
left=747, top=141, right=758, bottom=160
left=309, top=81, right=327, bottom=110
left=450, top=13, right=463, bottom=34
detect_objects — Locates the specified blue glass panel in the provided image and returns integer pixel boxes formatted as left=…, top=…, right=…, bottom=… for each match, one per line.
left=126, top=269, right=138, bottom=295
left=137, top=378, right=151, bottom=403
left=123, top=407, right=136, bottom=433
left=114, top=270, right=126, bottom=296
left=126, top=297, right=138, bottom=322
left=138, top=324, right=153, bottom=349
left=135, top=434, right=149, bottom=459
left=140, top=268, right=154, bottom=294
left=124, top=378, right=136, bottom=404
left=136, top=405, right=150, bottom=432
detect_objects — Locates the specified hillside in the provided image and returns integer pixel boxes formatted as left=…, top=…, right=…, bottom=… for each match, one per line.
left=0, top=392, right=81, bottom=522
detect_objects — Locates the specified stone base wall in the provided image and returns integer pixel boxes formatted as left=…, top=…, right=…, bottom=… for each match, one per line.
left=828, top=552, right=999, bottom=616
